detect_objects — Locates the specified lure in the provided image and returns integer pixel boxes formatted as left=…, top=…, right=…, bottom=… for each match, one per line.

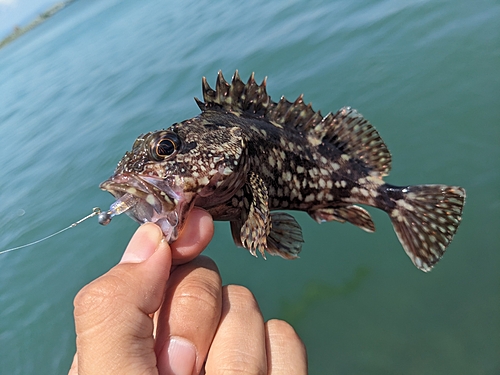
left=98, top=193, right=138, bottom=226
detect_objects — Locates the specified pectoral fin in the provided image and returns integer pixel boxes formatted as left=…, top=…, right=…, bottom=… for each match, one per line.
left=266, top=212, right=303, bottom=259
left=231, top=173, right=271, bottom=257
left=230, top=173, right=305, bottom=259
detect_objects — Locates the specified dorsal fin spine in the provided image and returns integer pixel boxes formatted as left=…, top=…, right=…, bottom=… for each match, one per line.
left=201, top=77, right=210, bottom=102
left=304, top=110, right=323, bottom=132
left=216, top=70, right=230, bottom=105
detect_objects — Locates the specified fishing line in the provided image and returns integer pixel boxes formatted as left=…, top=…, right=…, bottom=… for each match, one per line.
left=0, top=207, right=102, bottom=255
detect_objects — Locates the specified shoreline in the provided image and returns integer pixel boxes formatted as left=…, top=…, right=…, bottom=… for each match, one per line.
left=0, top=0, right=74, bottom=50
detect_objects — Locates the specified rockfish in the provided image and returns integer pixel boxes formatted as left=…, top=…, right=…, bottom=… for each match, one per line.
left=99, top=71, right=465, bottom=272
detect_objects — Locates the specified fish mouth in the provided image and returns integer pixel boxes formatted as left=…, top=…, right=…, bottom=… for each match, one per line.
left=99, top=174, right=184, bottom=240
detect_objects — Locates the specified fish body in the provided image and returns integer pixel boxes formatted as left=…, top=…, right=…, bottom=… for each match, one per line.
left=100, top=71, right=465, bottom=272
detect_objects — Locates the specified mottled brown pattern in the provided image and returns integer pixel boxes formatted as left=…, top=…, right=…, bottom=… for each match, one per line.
left=100, top=71, right=466, bottom=272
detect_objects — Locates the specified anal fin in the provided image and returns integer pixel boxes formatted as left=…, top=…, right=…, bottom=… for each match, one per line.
left=309, top=205, right=375, bottom=233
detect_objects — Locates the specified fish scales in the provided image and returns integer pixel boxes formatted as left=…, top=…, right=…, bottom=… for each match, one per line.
left=100, top=70, right=466, bottom=272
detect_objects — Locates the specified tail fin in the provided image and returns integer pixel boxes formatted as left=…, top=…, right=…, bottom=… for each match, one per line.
left=387, top=185, right=465, bottom=272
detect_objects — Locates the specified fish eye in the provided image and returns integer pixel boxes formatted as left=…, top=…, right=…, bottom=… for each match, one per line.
left=151, top=133, right=181, bottom=160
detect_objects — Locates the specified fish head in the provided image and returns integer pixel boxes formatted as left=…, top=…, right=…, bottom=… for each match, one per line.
left=100, top=117, right=245, bottom=241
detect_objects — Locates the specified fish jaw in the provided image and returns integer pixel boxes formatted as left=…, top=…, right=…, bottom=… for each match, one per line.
left=99, top=174, right=190, bottom=242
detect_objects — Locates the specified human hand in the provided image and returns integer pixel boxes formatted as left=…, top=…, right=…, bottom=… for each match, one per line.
left=68, top=208, right=307, bottom=375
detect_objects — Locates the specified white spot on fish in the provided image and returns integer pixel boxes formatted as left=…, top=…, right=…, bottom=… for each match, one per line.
left=396, top=199, right=415, bottom=211
left=146, top=194, right=156, bottom=206
left=407, top=192, right=417, bottom=200
left=305, top=193, right=315, bottom=203
left=391, top=208, right=405, bottom=222
left=262, top=165, right=272, bottom=177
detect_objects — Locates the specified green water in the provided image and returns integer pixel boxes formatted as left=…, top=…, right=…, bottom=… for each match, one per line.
left=0, top=0, right=499, bottom=373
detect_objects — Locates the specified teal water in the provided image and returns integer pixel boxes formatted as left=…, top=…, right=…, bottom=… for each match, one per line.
left=0, top=0, right=499, bottom=373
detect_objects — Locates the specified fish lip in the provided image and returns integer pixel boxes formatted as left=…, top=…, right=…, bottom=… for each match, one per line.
left=99, top=174, right=179, bottom=215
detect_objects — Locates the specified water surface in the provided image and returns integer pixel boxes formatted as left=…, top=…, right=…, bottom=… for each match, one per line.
left=0, top=0, right=499, bottom=373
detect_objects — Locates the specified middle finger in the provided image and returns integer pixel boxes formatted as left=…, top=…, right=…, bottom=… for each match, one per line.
left=155, top=255, right=222, bottom=375
left=205, top=285, right=268, bottom=375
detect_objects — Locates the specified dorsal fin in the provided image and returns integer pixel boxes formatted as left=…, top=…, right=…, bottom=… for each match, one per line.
left=196, top=71, right=392, bottom=176
left=320, top=107, right=392, bottom=176
left=196, top=70, right=271, bottom=115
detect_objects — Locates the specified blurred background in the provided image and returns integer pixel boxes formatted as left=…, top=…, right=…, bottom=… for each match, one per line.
left=0, top=0, right=498, bottom=373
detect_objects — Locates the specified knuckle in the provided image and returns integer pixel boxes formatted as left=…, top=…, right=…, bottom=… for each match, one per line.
left=217, top=362, right=266, bottom=375
left=210, top=349, right=267, bottom=375
left=73, top=273, right=125, bottom=319
left=223, top=285, right=259, bottom=311
left=170, top=260, right=222, bottom=314
left=225, top=284, right=256, bottom=301
left=266, top=319, right=298, bottom=338
left=266, top=319, right=307, bottom=358
left=175, top=277, right=221, bottom=313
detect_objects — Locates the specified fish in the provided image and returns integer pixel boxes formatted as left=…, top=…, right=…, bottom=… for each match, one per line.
left=99, top=70, right=466, bottom=272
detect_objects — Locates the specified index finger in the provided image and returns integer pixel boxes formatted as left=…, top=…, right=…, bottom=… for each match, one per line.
left=169, top=208, right=214, bottom=264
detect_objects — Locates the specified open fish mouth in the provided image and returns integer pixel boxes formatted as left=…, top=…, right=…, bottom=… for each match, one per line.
left=99, top=174, right=184, bottom=240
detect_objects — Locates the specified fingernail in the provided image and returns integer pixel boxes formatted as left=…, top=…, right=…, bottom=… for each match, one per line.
left=158, top=336, right=196, bottom=375
left=120, top=223, right=163, bottom=264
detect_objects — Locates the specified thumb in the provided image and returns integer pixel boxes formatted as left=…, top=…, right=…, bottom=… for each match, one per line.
left=73, top=223, right=171, bottom=375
